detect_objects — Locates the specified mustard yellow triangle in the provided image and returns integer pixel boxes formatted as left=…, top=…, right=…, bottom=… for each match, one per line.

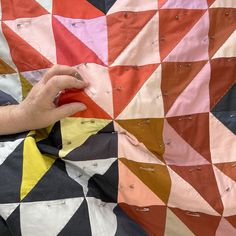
left=20, top=132, right=55, bottom=200
left=19, top=74, right=33, bottom=99
left=59, top=117, right=111, bottom=158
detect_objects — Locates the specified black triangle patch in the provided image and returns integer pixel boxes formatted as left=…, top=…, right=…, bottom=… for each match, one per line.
left=0, top=142, right=23, bottom=203
left=87, top=0, right=117, bottom=14
left=87, top=160, right=118, bottom=203
left=58, top=199, right=92, bottom=236
left=6, top=205, right=21, bottom=236
left=23, top=159, right=84, bottom=202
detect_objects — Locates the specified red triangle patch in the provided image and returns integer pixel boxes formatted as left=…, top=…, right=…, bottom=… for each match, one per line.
left=167, top=113, right=212, bottom=162
left=109, top=64, right=159, bottom=118
left=226, top=215, right=236, bottom=228
left=1, top=0, right=48, bottom=20
left=170, top=165, right=223, bottom=214
left=159, top=9, right=206, bottom=60
left=107, top=10, right=156, bottom=65
left=215, top=162, right=236, bottom=182
left=52, top=17, right=105, bottom=67
left=170, top=207, right=221, bottom=236
left=120, top=203, right=167, bottom=235
left=53, top=0, right=104, bottom=19
left=58, top=89, right=111, bottom=119
left=2, top=22, right=52, bottom=72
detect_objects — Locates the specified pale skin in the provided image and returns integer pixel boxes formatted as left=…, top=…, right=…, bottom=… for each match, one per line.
left=0, top=64, right=88, bottom=135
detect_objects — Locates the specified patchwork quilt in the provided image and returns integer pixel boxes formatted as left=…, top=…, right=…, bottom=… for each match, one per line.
left=0, top=0, right=236, bottom=235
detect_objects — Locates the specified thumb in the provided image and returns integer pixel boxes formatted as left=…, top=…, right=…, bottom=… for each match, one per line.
left=52, top=102, right=87, bottom=120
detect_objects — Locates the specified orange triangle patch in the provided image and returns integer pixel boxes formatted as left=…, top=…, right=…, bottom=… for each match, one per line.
left=110, top=64, right=158, bottom=117
left=107, top=10, right=156, bottom=65
left=2, top=23, right=52, bottom=72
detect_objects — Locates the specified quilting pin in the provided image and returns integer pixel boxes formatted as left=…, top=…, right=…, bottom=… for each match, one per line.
left=185, top=212, right=200, bottom=217
left=136, top=207, right=150, bottom=212
left=139, top=166, right=155, bottom=172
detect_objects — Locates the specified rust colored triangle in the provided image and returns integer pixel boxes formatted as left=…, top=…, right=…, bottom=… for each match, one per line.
left=167, top=113, right=212, bottom=162
left=0, top=59, right=15, bottom=74
left=226, top=216, right=236, bottom=228
left=161, top=61, right=207, bottom=114
left=116, top=118, right=165, bottom=162
left=2, top=23, right=52, bottom=72
left=210, top=58, right=236, bottom=109
left=53, top=0, right=104, bottom=19
left=170, top=165, right=224, bottom=215
left=1, top=0, right=48, bottom=20
left=110, top=64, right=159, bottom=118
left=209, top=8, right=236, bottom=58
left=208, top=0, right=216, bottom=6
left=107, top=10, right=156, bottom=65
left=215, top=162, right=236, bottom=182
left=170, top=207, right=221, bottom=236
left=159, top=9, right=206, bottom=60
left=120, top=203, right=167, bottom=236
left=120, top=158, right=171, bottom=204
left=58, top=89, right=112, bottom=119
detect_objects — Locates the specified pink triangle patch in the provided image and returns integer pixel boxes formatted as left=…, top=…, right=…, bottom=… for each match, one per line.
left=164, top=11, right=209, bottom=62
left=54, top=15, right=108, bottom=65
left=166, top=62, right=210, bottom=117
left=118, top=160, right=165, bottom=206
left=162, top=0, right=208, bottom=9
left=163, top=119, right=209, bottom=166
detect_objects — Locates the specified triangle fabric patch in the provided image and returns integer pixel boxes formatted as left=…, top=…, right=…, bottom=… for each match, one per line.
left=58, top=200, right=92, bottom=236
left=166, top=62, right=210, bottom=117
left=213, top=166, right=236, bottom=216
left=87, top=0, right=117, bottom=14
left=20, top=134, right=56, bottom=200
left=120, top=158, right=171, bottom=204
left=215, top=217, right=236, bottom=236
left=0, top=58, right=15, bottom=74
left=0, top=203, right=19, bottom=220
left=2, top=22, right=52, bottom=72
left=170, top=207, right=221, bottom=236
left=116, top=118, right=165, bottom=162
left=1, top=0, right=48, bottom=20
left=108, top=0, right=157, bottom=14
left=35, top=0, right=52, bottom=13
left=111, top=12, right=160, bottom=66
left=107, top=10, right=156, bottom=65
left=117, top=65, right=164, bottom=119
left=52, top=0, right=104, bottom=19
left=208, top=8, right=236, bottom=58
left=110, top=64, right=158, bottom=118
left=120, top=203, right=167, bottom=235
left=4, top=14, right=57, bottom=64
left=165, top=208, right=194, bottom=236
left=118, top=160, right=165, bottom=206
left=209, top=113, right=236, bottom=164
left=76, top=64, right=113, bottom=117
left=213, top=30, right=236, bottom=58
left=163, top=119, right=209, bottom=166
left=162, top=0, right=208, bottom=9
left=54, top=16, right=108, bottom=65
left=20, top=198, right=84, bottom=236
left=167, top=167, right=219, bottom=216
left=22, top=159, right=84, bottom=202
left=170, top=164, right=223, bottom=214
left=159, top=9, right=206, bottom=60
left=161, top=60, right=207, bottom=114
left=167, top=113, right=211, bottom=162
left=210, top=0, right=236, bottom=8
left=164, top=11, right=209, bottom=62
left=215, top=162, right=236, bottom=182
left=52, top=17, right=104, bottom=66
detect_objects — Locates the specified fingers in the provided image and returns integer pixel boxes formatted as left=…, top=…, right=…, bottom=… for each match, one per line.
left=52, top=102, right=87, bottom=120
left=43, top=75, right=89, bottom=101
left=43, top=64, right=83, bottom=83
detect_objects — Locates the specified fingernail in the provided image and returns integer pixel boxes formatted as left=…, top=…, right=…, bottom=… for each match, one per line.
left=78, top=103, right=87, bottom=110
left=74, top=72, right=83, bottom=81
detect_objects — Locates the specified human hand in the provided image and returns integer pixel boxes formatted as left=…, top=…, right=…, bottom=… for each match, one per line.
left=10, top=64, right=88, bottom=133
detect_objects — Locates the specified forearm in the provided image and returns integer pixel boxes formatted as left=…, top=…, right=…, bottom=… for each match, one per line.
left=0, top=105, right=28, bottom=135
